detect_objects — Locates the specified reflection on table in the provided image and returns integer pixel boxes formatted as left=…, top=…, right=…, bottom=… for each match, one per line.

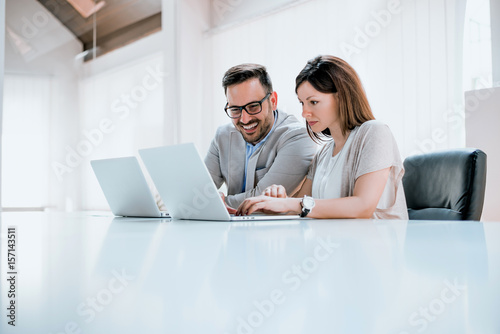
left=0, top=212, right=498, bottom=334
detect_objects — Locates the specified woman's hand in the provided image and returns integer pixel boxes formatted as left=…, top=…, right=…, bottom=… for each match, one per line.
left=262, top=184, right=288, bottom=198
left=236, top=195, right=301, bottom=216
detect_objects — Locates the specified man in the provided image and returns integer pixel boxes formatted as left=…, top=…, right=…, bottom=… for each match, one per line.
left=205, top=63, right=316, bottom=209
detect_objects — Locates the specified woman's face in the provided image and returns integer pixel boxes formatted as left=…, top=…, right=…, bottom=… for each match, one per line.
left=297, top=81, right=339, bottom=133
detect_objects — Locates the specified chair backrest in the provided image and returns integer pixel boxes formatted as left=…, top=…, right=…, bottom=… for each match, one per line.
left=402, top=148, right=487, bottom=220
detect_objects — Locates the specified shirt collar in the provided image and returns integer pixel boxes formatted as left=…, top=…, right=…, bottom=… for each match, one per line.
left=246, top=109, right=278, bottom=150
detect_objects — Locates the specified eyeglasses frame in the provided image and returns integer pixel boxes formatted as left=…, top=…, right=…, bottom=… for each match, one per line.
left=224, top=92, right=272, bottom=119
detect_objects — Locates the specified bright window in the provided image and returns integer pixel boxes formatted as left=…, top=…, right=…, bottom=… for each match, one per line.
left=463, top=0, right=492, bottom=91
left=1, top=74, right=51, bottom=209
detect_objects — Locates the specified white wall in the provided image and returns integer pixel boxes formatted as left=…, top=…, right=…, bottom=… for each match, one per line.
left=210, top=0, right=305, bottom=28
left=3, top=0, right=214, bottom=211
left=2, top=0, right=496, bottom=213
left=178, top=0, right=212, bottom=151
left=0, top=0, right=5, bottom=209
left=3, top=0, right=82, bottom=210
left=208, top=0, right=467, bottom=159
left=491, top=0, right=500, bottom=83
left=76, top=0, right=211, bottom=210
left=465, top=87, right=500, bottom=221
left=161, top=0, right=212, bottom=151
left=79, top=51, right=164, bottom=210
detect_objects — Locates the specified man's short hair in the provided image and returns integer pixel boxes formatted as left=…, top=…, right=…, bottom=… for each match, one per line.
left=222, top=63, right=273, bottom=95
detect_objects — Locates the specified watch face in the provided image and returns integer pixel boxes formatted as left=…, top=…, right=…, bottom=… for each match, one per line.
left=303, top=196, right=315, bottom=209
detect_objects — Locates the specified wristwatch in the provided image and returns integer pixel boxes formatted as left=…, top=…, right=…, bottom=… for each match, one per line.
left=300, top=195, right=315, bottom=217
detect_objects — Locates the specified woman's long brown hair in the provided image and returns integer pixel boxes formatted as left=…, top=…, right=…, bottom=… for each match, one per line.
left=295, top=55, right=375, bottom=143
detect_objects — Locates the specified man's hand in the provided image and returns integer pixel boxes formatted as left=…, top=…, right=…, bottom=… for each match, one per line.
left=262, top=184, right=288, bottom=198
left=220, top=192, right=237, bottom=214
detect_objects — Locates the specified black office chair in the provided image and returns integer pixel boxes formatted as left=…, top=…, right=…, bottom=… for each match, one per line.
left=402, top=148, right=487, bottom=221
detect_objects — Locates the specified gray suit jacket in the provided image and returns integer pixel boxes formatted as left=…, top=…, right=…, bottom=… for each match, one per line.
left=205, top=109, right=317, bottom=208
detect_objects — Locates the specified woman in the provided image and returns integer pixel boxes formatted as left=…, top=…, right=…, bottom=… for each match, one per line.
left=236, top=55, right=408, bottom=219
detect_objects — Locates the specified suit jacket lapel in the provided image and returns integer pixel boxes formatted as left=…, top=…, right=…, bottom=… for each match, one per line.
left=229, top=131, right=246, bottom=194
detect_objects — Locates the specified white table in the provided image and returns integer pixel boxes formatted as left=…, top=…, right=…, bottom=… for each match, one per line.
left=1, top=212, right=499, bottom=334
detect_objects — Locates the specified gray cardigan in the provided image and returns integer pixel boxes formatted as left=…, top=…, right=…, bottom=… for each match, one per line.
left=308, top=120, right=408, bottom=219
left=205, top=109, right=317, bottom=208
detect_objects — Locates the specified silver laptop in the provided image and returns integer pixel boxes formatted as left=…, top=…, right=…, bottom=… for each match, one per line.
left=90, top=157, right=170, bottom=218
left=138, top=143, right=302, bottom=221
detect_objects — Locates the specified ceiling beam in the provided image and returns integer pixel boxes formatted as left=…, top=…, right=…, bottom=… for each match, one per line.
left=66, top=0, right=105, bottom=18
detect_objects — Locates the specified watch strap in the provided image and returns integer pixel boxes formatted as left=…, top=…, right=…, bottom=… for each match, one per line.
left=300, top=208, right=310, bottom=217
left=300, top=195, right=312, bottom=217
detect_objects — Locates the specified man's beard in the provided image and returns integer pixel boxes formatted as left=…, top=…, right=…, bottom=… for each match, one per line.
left=237, top=111, right=273, bottom=145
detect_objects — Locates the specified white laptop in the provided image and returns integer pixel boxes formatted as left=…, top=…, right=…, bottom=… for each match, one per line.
left=138, top=143, right=303, bottom=221
left=90, top=157, right=170, bottom=218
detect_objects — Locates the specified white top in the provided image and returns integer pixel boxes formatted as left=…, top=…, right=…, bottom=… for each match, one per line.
left=311, top=127, right=357, bottom=199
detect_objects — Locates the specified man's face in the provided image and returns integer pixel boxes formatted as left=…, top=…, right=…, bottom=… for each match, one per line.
left=226, top=78, right=277, bottom=145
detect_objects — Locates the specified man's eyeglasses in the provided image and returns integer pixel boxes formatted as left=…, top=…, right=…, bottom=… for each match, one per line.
left=224, top=93, right=271, bottom=119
